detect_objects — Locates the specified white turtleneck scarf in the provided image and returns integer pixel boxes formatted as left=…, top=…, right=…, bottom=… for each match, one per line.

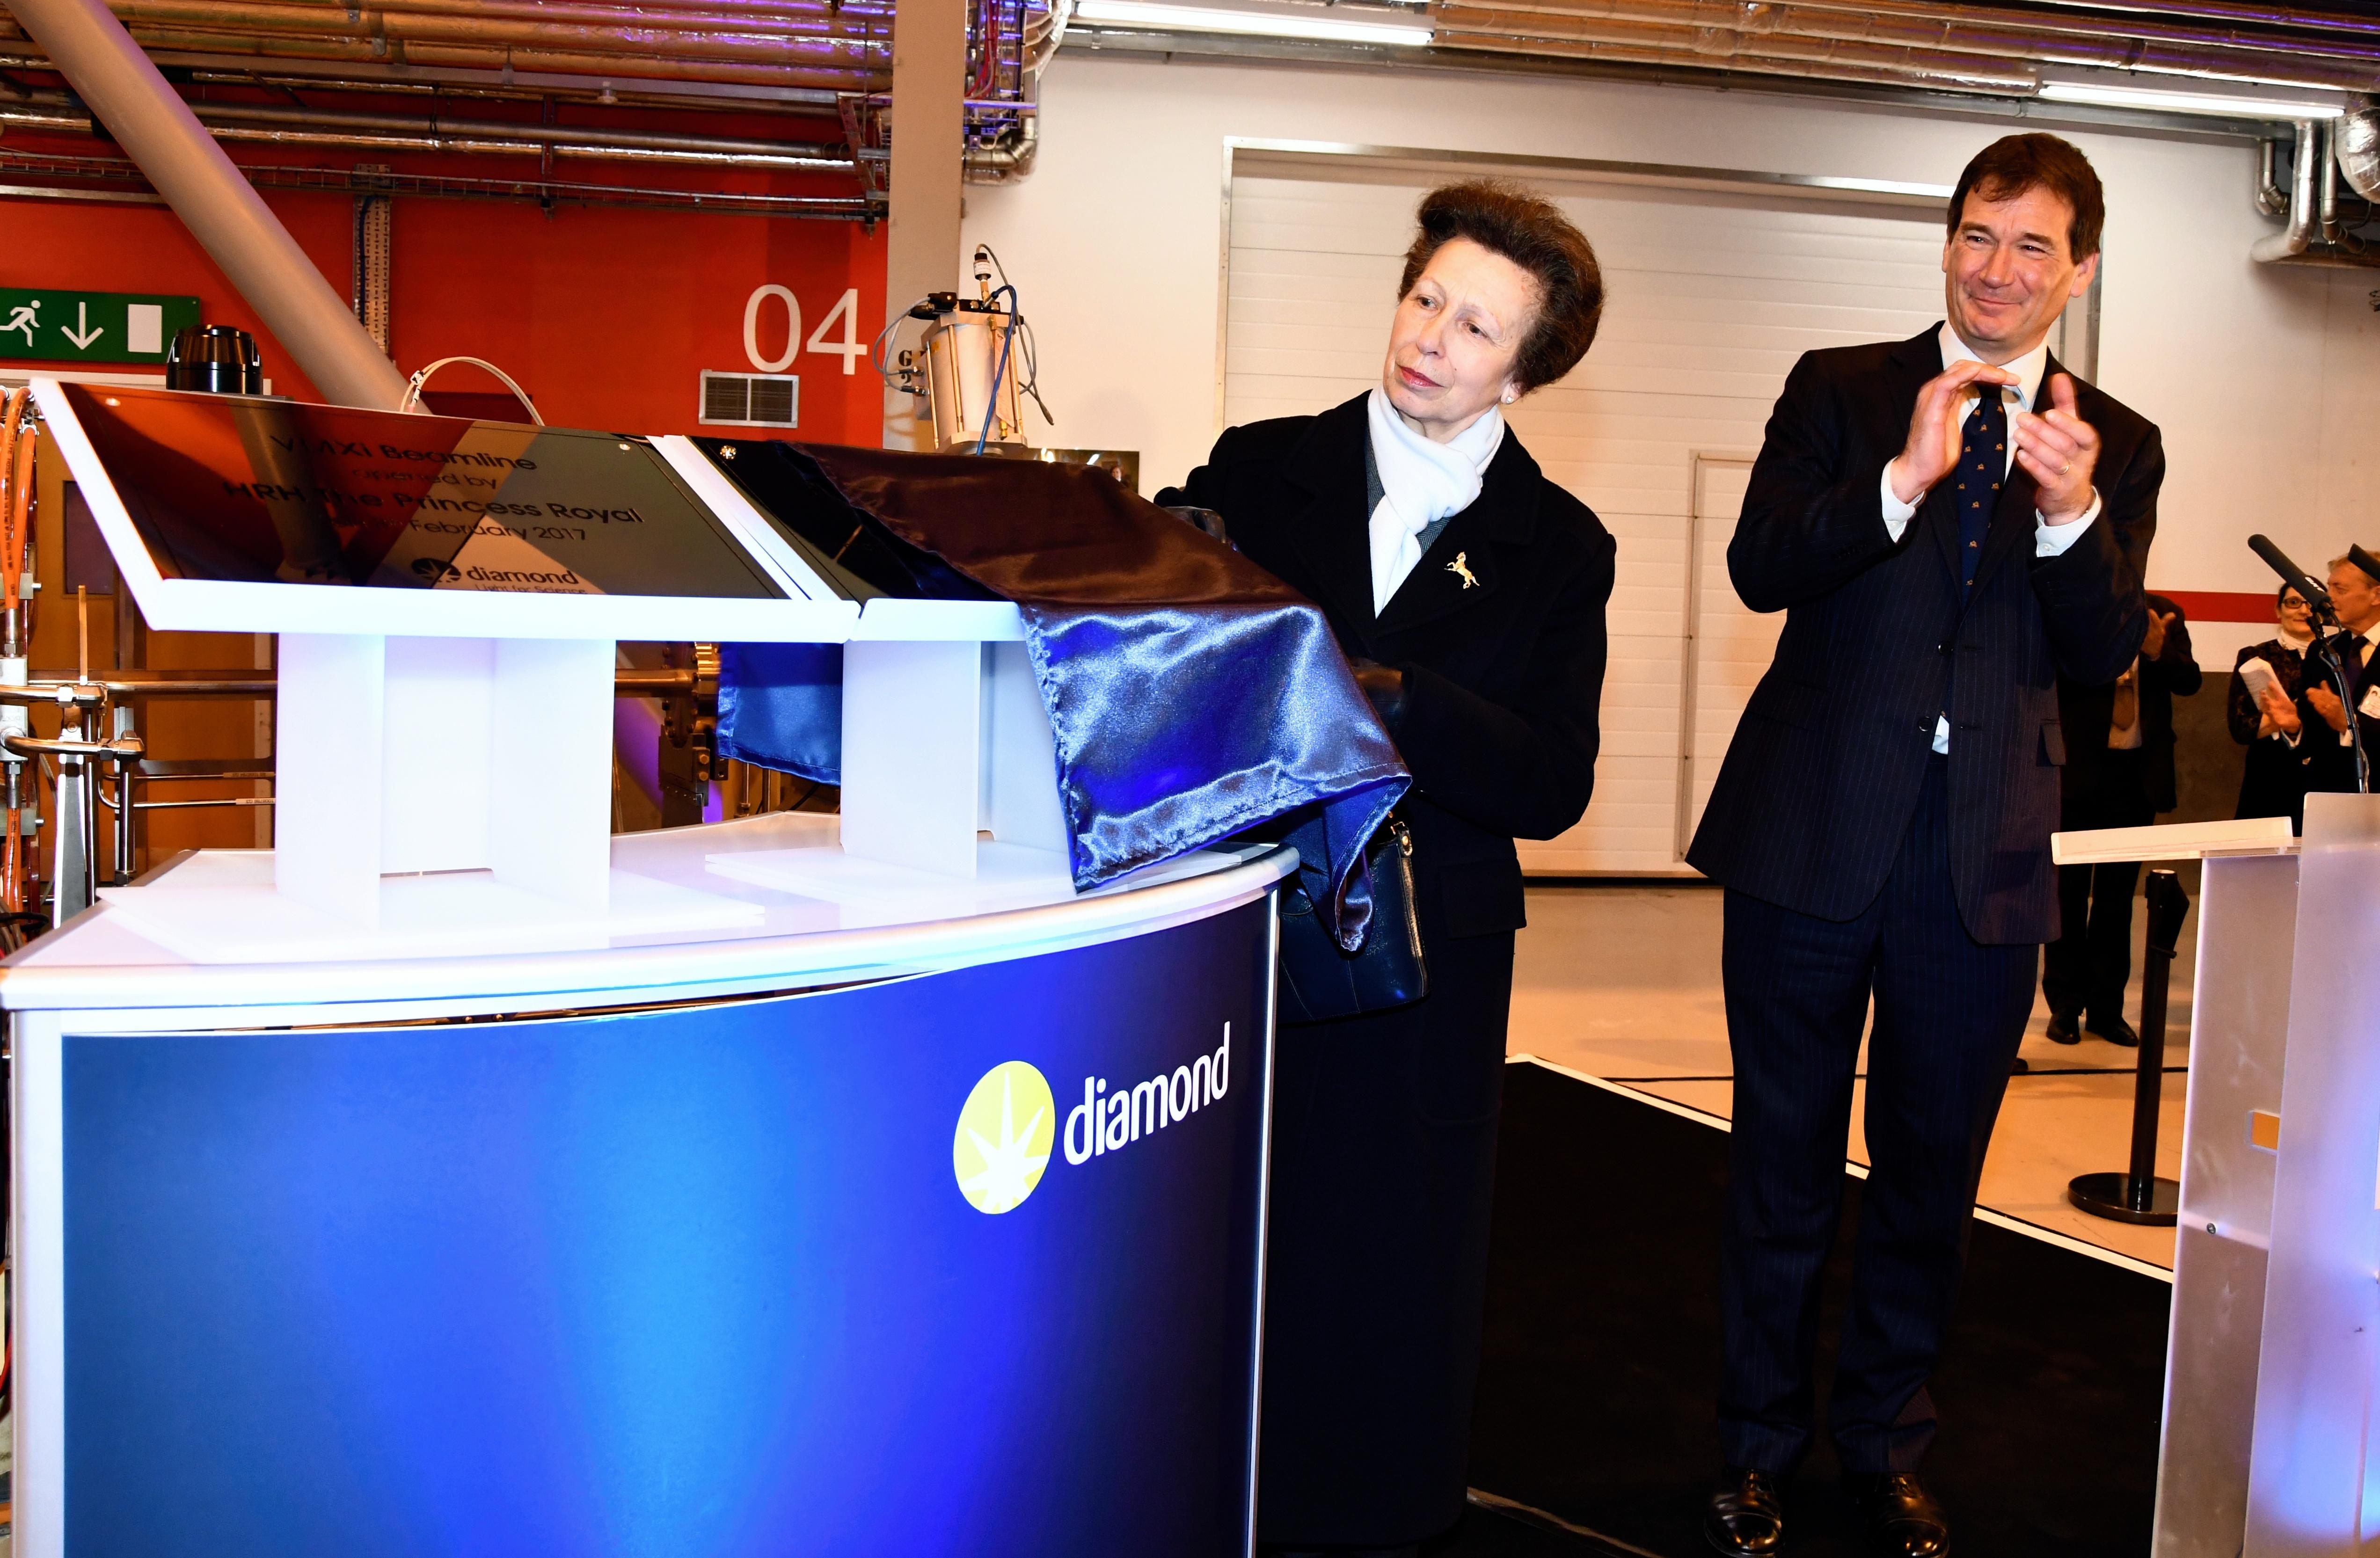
left=1364, top=386, right=1505, bottom=616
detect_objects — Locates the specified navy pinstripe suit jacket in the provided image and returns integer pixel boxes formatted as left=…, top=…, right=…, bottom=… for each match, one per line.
left=1686, top=325, right=2161, bottom=946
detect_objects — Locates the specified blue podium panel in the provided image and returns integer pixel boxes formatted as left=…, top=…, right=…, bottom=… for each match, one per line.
left=61, top=902, right=1272, bottom=1557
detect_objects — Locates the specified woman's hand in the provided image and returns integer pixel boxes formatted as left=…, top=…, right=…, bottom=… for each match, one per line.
left=2256, top=681, right=2302, bottom=737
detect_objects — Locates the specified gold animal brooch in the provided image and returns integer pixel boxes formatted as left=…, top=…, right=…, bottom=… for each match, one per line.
left=1446, top=551, right=1479, bottom=590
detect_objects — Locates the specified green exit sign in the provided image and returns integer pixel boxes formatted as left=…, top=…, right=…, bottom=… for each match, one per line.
left=0, top=289, right=203, bottom=365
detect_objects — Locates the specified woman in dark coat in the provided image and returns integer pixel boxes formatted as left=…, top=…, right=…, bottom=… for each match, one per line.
left=1161, top=181, right=1615, bottom=1556
left=2229, top=583, right=2315, bottom=830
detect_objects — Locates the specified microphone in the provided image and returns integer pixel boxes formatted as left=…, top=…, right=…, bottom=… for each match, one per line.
left=2249, top=534, right=2334, bottom=614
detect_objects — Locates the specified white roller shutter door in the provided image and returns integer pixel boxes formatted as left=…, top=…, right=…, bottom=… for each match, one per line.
left=1223, top=159, right=1950, bottom=873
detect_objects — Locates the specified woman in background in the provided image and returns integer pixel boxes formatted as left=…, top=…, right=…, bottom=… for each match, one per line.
left=2230, top=584, right=2314, bottom=830
left=1162, top=181, right=1614, bottom=1557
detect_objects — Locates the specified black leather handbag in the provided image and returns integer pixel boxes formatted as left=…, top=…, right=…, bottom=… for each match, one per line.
left=1276, top=814, right=1428, bottom=1024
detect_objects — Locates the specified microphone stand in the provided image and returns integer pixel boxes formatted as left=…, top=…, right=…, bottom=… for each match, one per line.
left=2307, top=603, right=2372, bottom=795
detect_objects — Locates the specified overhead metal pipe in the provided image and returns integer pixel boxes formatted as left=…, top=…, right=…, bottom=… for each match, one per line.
left=0, top=102, right=857, bottom=165
left=0, top=145, right=882, bottom=214
left=1431, top=25, right=2035, bottom=92
left=0, top=84, right=854, bottom=163
left=96, top=0, right=894, bottom=56
left=2256, top=134, right=2289, bottom=217
left=2015, top=0, right=2380, bottom=42
left=1597, top=0, right=2380, bottom=66
left=1431, top=8, right=2042, bottom=91
left=0, top=19, right=893, bottom=89
left=1434, top=0, right=2380, bottom=94
left=6, top=0, right=412, bottom=409
left=2251, top=120, right=2318, bottom=263
left=2318, top=115, right=2340, bottom=243
left=105, top=0, right=895, bottom=36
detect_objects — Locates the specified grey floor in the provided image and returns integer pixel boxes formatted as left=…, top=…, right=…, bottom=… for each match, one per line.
left=1510, top=881, right=2189, bottom=1268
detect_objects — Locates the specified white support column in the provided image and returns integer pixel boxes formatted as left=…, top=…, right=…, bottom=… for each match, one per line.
left=980, top=640, right=1068, bottom=853
left=274, top=632, right=386, bottom=927
left=840, top=639, right=982, bottom=878
left=381, top=636, right=494, bottom=874
left=489, top=637, right=615, bottom=909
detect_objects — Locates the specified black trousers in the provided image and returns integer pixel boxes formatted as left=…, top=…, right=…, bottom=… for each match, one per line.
left=1256, top=925, right=1515, bottom=1548
left=1717, top=757, right=2038, bottom=1474
left=2043, top=750, right=2153, bottom=1023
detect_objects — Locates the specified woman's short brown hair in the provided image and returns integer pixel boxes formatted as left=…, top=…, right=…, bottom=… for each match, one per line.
left=1397, top=179, right=1604, bottom=393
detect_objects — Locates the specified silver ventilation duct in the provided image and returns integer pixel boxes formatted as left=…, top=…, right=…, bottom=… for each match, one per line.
left=2343, top=104, right=2380, bottom=203
left=2250, top=116, right=2378, bottom=268
left=2252, top=119, right=2320, bottom=263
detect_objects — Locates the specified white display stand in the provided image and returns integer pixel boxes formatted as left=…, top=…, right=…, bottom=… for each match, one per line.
left=2066, top=800, right=2380, bottom=1557
left=32, top=382, right=1075, bottom=961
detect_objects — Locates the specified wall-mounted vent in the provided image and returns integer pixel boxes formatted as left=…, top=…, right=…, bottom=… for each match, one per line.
left=699, top=370, right=798, bottom=429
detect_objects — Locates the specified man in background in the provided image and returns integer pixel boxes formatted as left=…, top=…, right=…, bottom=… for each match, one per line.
left=2298, top=552, right=2380, bottom=797
left=2044, top=592, right=2200, bottom=1046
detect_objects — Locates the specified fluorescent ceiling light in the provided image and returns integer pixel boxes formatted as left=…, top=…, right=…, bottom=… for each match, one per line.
left=1072, top=0, right=1431, bottom=46
left=2038, top=81, right=2345, bottom=121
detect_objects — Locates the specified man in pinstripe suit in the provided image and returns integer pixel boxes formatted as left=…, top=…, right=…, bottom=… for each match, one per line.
left=1686, top=135, right=2159, bottom=1558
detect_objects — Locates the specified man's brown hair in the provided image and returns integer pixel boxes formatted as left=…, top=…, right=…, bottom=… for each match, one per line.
left=1399, top=179, right=1605, bottom=393
left=1947, top=134, right=2106, bottom=260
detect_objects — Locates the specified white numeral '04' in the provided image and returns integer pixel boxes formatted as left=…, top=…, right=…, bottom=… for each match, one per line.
left=806, top=288, right=866, bottom=375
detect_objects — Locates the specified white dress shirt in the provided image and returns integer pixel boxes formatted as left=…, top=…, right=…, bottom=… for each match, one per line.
left=1884, top=324, right=2104, bottom=753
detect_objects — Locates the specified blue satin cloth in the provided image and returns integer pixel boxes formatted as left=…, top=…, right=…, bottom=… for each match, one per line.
left=1019, top=600, right=1406, bottom=945
left=708, top=443, right=1408, bottom=950
left=715, top=642, right=842, bottom=785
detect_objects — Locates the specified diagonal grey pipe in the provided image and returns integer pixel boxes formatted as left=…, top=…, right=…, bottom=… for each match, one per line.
left=7, top=0, right=414, bottom=409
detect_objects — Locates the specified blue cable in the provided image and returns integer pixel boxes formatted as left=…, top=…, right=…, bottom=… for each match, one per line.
left=975, top=284, right=1018, bottom=455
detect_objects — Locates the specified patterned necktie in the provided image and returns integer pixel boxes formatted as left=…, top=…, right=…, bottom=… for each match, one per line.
left=1955, top=388, right=2007, bottom=592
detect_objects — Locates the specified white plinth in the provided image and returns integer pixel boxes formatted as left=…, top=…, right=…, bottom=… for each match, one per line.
left=96, top=850, right=762, bottom=963
left=704, top=840, right=1074, bottom=927
left=2050, top=815, right=2294, bottom=866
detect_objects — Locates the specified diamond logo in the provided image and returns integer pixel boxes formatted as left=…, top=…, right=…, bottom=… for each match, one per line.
left=952, top=1061, right=1055, bottom=1215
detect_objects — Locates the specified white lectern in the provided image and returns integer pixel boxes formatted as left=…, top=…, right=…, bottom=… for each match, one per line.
left=2069, top=797, right=2380, bottom=1556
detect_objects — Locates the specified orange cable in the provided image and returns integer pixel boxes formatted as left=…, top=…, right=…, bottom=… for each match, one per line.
left=0, top=389, right=30, bottom=914
left=0, top=387, right=25, bottom=612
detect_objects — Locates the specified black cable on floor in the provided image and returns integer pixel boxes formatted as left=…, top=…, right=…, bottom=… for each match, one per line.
left=1465, top=1489, right=1665, bottom=1557
left=1598, top=1067, right=2188, bottom=1083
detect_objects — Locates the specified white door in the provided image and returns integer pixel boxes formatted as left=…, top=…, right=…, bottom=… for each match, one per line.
left=1224, top=156, right=1948, bottom=872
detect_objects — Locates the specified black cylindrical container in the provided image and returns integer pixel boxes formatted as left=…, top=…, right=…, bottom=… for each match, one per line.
left=165, top=325, right=263, bottom=394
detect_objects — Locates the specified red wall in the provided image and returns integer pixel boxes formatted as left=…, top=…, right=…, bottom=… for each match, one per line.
left=1, top=184, right=887, bottom=444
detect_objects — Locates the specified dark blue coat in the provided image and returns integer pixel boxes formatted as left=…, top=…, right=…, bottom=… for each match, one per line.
left=1164, top=393, right=1615, bottom=938
left=1686, top=325, right=2160, bottom=945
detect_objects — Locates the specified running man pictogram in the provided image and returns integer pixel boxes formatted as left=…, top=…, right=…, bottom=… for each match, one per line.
left=2, top=298, right=38, bottom=349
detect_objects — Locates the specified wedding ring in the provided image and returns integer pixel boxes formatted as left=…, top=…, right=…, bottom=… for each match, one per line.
left=2060, top=461, right=2071, bottom=475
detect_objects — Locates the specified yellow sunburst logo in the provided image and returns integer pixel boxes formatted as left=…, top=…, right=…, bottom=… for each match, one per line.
left=953, top=1060, right=1055, bottom=1214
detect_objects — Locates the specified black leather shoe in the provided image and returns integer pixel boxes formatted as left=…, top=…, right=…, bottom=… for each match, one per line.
left=2088, top=1013, right=2141, bottom=1047
left=1844, top=1471, right=1949, bottom=1558
left=1705, top=1465, right=1786, bottom=1556
left=2010, top=1055, right=2030, bottom=1075
left=2044, top=1010, right=2083, bottom=1045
